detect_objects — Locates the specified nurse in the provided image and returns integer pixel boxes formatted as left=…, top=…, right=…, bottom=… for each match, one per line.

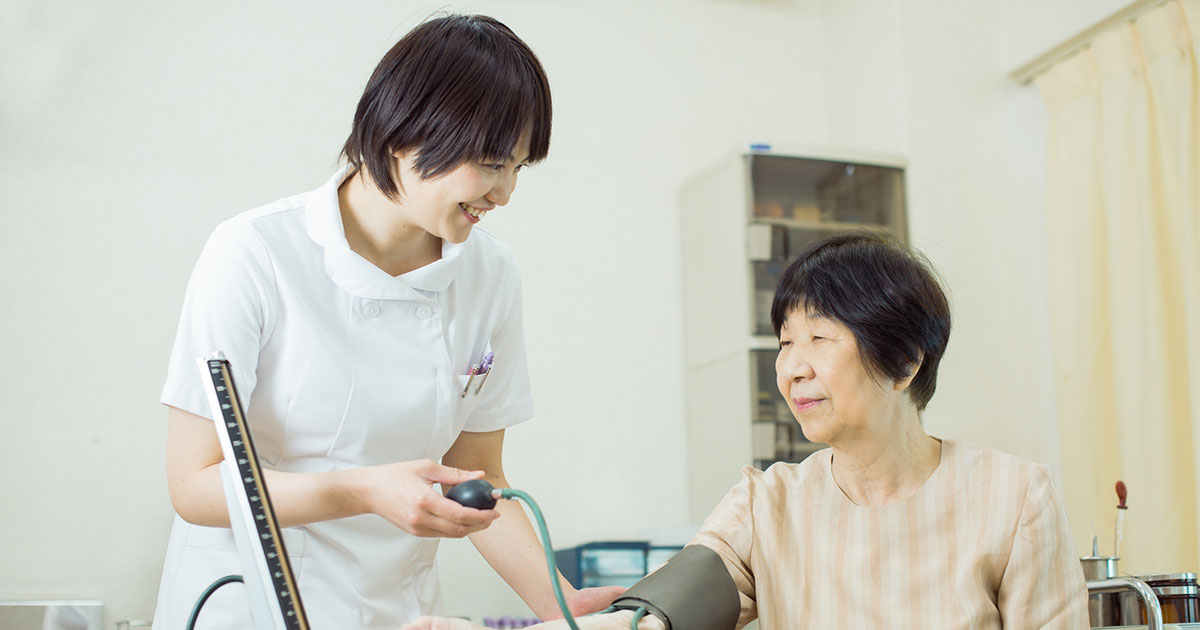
left=154, top=14, right=621, bottom=629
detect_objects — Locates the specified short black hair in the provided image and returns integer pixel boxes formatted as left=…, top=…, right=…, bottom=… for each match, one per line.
left=770, top=233, right=951, bottom=410
left=341, top=14, right=552, bottom=199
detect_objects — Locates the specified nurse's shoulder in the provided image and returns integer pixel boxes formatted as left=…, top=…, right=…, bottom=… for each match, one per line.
left=196, top=174, right=341, bottom=278
left=178, top=187, right=328, bottom=340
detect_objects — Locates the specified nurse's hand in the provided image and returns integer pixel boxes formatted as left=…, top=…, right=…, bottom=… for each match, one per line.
left=361, top=460, right=499, bottom=537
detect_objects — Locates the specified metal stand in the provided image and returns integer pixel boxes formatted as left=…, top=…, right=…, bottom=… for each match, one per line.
left=1087, top=577, right=1163, bottom=630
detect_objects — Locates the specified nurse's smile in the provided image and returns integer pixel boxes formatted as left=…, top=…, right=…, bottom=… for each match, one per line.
left=460, top=203, right=491, bottom=224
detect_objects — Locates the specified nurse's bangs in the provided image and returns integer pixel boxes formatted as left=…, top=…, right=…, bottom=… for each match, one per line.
left=341, top=14, right=552, bottom=199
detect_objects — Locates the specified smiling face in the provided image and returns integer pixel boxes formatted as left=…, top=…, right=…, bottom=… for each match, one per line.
left=392, top=126, right=533, bottom=244
left=775, top=309, right=914, bottom=447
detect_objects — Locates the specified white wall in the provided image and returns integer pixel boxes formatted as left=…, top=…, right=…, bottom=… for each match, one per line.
left=0, top=0, right=1129, bottom=625
left=871, top=0, right=1068, bottom=469
left=819, top=0, right=1136, bottom=481
left=994, top=0, right=1137, bottom=71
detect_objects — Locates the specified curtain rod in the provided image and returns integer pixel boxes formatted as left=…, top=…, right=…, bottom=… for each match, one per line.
left=1008, top=0, right=1169, bottom=85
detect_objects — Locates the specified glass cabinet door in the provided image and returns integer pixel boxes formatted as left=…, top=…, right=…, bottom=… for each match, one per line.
left=744, top=153, right=906, bottom=467
left=750, top=348, right=819, bottom=469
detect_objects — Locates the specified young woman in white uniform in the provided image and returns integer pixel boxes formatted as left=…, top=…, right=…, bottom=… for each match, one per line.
left=154, top=15, right=622, bottom=629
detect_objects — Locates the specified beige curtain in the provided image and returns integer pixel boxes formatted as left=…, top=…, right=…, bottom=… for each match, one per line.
left=1037, top=0, right=1200, bottom=574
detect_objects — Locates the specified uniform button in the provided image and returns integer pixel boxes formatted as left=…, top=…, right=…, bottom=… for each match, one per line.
left=363, top=301, right=381, bottom=318
left=415, top=305, right=433, bottom=319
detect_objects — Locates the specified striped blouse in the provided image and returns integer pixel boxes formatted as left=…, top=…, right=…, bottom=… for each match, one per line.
left=689, top=439, right=1089, bottom=629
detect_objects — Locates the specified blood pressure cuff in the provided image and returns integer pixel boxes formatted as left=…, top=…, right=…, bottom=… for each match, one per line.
left=609, top=545, right=739, bottom=630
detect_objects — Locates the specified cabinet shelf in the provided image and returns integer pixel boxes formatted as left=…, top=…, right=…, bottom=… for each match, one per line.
left=748, top=217, right=894, bottom=233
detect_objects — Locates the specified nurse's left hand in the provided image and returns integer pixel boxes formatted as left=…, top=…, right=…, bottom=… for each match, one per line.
left=360, top=459, right=499, bottom=537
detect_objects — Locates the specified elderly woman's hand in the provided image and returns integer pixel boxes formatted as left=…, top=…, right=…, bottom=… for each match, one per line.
left=403, top=610, right=664, bottom=630
left=403, top=617, right=484, bottom=630
left=400, top=585, right=628, bottom=630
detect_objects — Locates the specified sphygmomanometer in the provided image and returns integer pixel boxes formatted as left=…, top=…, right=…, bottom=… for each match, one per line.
left=446, top=484, right=740, bottom=630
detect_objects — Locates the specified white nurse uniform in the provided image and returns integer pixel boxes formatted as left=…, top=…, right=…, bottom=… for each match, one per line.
left=153, top=167, right=534, bottom=629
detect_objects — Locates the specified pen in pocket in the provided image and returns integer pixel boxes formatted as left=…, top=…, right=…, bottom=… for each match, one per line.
left=474, top=352, right=495, bottom=396
left=461, top=363, right=479, bottom=398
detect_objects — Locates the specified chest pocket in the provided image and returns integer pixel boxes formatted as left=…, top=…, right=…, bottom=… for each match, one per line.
left=451, top=338, right=492, bottom=427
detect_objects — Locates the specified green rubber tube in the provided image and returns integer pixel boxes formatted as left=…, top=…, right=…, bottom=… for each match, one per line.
left=499, top=488, right=581, bottom=630
left=631, top=606, right=647, bottom=630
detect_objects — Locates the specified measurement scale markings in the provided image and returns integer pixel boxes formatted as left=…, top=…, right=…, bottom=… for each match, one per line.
left=207, top=359, right=309, bottom=630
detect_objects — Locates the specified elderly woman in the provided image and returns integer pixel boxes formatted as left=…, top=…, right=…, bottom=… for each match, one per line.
left=409, top=234, right=1088, bottom=630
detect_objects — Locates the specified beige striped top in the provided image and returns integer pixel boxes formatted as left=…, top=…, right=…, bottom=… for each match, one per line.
left=689, top=439, right=1089, bottom=630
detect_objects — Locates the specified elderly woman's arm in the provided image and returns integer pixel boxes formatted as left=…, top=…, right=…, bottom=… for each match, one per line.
left=405, top=469, right=762, bottom=630
left=687, top=467, right=761, bottom=630
left=996, top=465, right=1089, bottom=629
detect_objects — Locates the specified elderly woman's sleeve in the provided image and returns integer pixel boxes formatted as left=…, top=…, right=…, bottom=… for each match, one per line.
left=997, top=464, right=1089, bottom=629
left=688, top=466, right=760, bottom=630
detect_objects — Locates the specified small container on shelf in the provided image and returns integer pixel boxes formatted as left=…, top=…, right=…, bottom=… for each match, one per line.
left=791, top=203, right=821, bottom=222
left=752, top=198, right=787, bottom=219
